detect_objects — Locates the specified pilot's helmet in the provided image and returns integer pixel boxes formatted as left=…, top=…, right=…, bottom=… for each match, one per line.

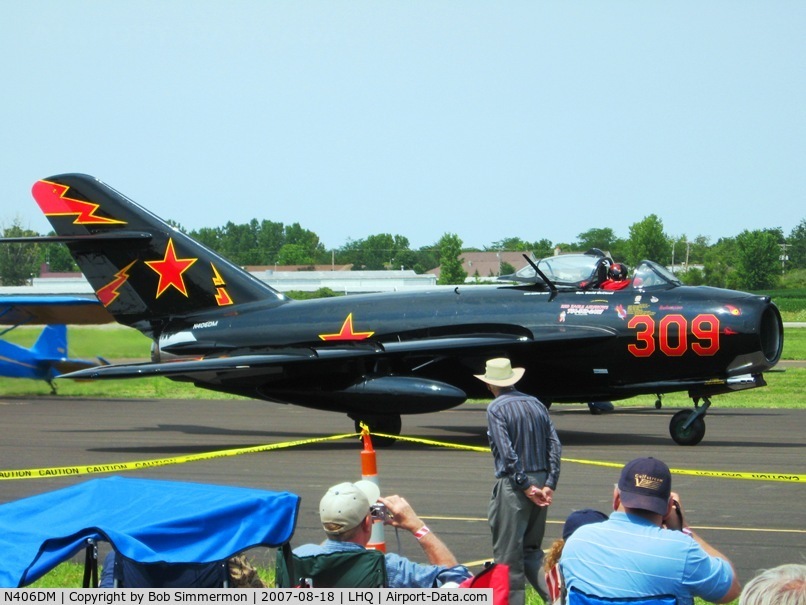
left=608, top=263, right=628, bottom=280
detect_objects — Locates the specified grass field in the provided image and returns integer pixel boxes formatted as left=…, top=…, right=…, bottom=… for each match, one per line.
left=4, top=323, right=804, bottom=360
left=2, top=325, right=804, bottom=407
left=2, top=367, right=803, bottom=408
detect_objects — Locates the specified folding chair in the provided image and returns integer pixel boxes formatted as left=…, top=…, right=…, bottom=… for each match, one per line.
left=101, top=551, right=231, bottom=588
left=275, top=544, right=387, bottom=588
left=567, top=587, right=677, bottom=605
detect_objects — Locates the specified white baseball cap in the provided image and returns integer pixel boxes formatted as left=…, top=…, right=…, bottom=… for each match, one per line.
left=319, top=480, right=380, bottom=534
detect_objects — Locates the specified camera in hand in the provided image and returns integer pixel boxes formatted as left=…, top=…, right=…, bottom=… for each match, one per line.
left=370, top=503, right=391, bottom=521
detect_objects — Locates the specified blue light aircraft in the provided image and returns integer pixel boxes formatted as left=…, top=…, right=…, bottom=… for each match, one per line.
left=0, top=295, right=113, bottom=393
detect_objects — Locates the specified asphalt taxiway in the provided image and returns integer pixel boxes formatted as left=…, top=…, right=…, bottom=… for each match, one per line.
left=1, top=396, right=803, bottom=584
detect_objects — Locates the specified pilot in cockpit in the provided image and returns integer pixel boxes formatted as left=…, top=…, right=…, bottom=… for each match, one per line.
left=600, top=263, right=630, bottom=290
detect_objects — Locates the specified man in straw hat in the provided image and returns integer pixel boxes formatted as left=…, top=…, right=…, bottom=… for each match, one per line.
left=476, top=357, right=562, bottom=605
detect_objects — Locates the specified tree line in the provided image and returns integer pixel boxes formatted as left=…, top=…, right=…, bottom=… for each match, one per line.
left=2, top=214, right=805, bottom=291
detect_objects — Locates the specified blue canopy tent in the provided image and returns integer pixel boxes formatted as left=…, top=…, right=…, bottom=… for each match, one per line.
left=0, top=476, right=300, bottom=587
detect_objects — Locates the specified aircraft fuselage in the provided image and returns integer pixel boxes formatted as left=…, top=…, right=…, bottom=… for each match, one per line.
left=153, top=282, right=782, bottom=411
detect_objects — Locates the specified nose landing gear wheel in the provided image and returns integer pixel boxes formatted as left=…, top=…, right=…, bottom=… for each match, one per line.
left=669, top=410, right=706, bottom=446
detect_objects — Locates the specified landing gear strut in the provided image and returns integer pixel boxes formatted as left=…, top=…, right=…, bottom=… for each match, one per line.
left=350, top=414, right=402, bottom=447
left=669, top=396, right=710, bottom=446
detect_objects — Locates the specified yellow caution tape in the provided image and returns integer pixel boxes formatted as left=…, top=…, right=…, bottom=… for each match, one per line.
left=372, top=432, right=489, bottom=453
left=554, top=457, right=804, bottom=483
left=0, top=433, right=358, bottom=481
left=374, top=434, right=806, bottom=483
left=1, top=431, right=802, bottom=484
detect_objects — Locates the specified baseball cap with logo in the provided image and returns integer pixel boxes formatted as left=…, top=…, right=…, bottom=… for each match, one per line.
left=617, top=457, right=672, bottom=515
left=319, top=480, right=380, bottom=535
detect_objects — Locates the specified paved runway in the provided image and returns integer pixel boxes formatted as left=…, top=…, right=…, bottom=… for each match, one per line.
left=1, top=396, right=804, bottom=585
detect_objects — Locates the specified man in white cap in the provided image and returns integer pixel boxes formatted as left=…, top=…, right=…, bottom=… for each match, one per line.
left=294, top=480, right=471, bottom=588
left=476, top=357, right=562, bottom=605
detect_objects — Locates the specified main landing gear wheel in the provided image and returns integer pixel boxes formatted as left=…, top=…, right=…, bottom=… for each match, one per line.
left=352, top=415, right=402, bottom=447
left=669, top=410, right=706, bottom=446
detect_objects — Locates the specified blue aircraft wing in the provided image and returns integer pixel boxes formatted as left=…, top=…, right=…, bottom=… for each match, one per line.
left=0, top=295, right=113, bottom=332
left=0, top=297, right=112, bottom=390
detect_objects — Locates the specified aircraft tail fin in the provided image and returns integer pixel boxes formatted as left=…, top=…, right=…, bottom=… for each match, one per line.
left=31, top=174, right=287, bottom=332
left=29, top=324, right=102, bottom=384
left=31, top=324, right=68, bottom=360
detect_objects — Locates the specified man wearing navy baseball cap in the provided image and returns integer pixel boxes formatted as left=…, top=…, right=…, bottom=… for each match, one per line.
left=560, top=457, right=741, bottom=605
left=617, top=456, right=673, bottom=514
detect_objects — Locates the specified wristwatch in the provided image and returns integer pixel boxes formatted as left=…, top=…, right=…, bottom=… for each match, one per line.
left=514, top=472, right=529, bottom=488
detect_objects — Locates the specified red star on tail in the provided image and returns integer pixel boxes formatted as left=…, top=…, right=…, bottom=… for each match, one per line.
left=145, top=239, right=197, bottom=298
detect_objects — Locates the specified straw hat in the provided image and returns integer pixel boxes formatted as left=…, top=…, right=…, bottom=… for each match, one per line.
left=474, top=358, right=525, bottom=387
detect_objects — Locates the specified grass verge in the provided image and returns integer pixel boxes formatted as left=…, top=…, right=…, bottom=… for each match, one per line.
left=2, top=324, right=805, bottom=361
left=1, top=326, right=803, bottom=407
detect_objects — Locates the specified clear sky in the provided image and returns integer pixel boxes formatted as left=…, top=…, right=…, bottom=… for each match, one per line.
left=2, top=2, right=803, bottom=252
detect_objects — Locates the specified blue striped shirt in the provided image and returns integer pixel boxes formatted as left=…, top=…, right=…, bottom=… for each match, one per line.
left=486, top=389, right=562, bottom=489
left=560, top=512, right=735, bottom=605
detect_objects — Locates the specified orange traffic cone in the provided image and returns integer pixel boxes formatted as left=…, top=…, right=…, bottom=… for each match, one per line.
left=360, top=423, right=386, bottom=552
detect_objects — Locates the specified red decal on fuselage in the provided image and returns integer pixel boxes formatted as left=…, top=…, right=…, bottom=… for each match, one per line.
left=628, top=313, right=720, bottom=358
left=319, top=313, right=374, bottom=341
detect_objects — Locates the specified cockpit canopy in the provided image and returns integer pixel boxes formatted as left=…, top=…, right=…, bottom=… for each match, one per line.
left=499, top=252, right=682, bottom=291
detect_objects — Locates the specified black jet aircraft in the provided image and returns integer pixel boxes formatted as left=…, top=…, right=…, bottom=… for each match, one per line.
left=5, top=173, right=784, bottom=445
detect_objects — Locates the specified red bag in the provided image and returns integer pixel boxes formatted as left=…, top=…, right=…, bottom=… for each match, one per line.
left=459, top=562, right=510, bottom=605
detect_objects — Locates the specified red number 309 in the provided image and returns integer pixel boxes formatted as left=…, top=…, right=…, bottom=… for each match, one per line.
left=627, top=313, right=720, bottom=358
